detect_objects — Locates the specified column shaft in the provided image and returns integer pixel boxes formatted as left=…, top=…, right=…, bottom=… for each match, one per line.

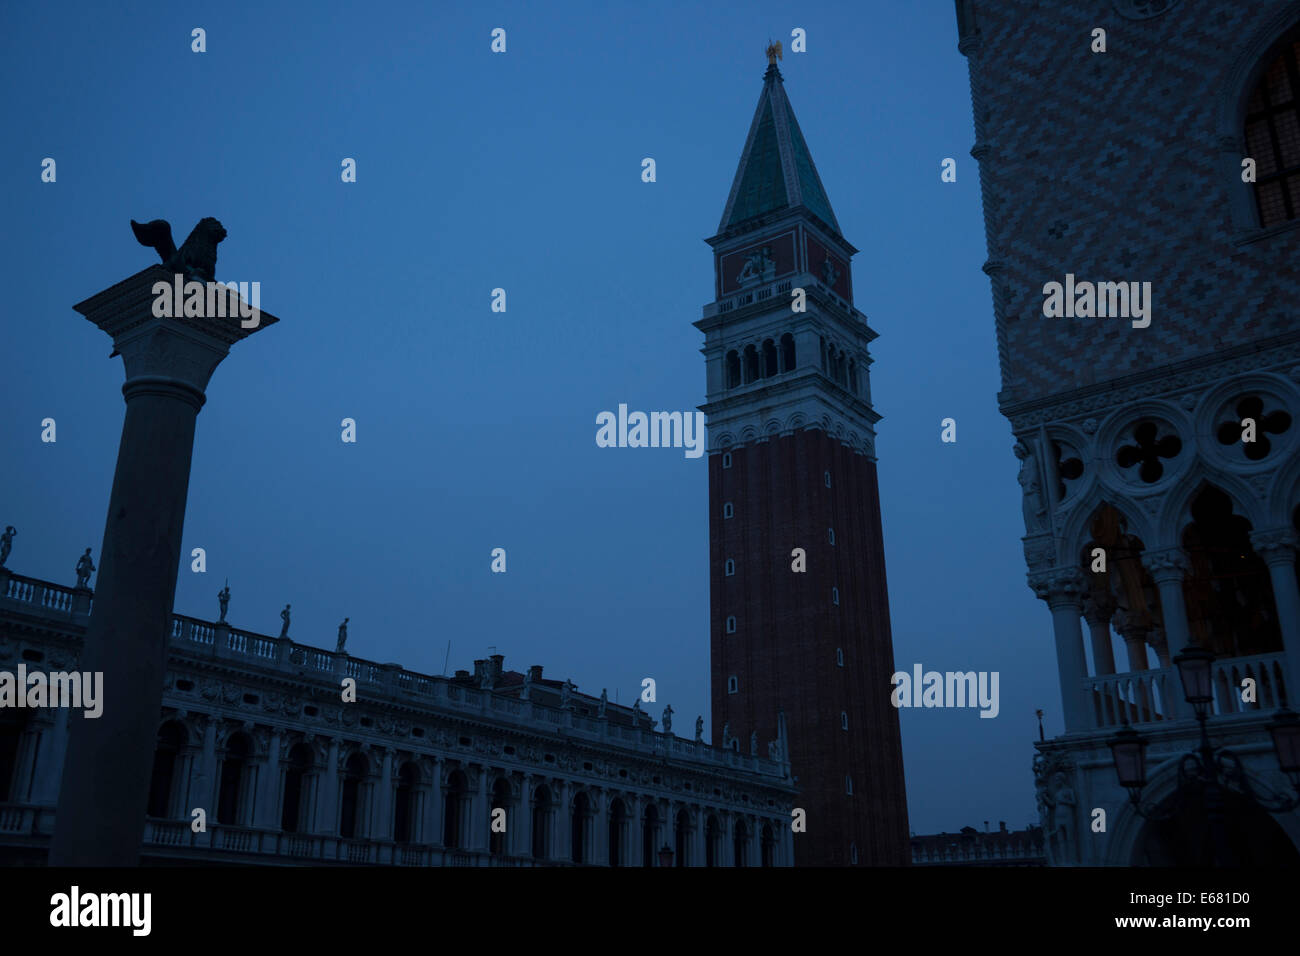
left=50, top=385, right=202, bottom=865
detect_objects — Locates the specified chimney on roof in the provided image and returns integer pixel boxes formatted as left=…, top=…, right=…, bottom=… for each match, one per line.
left=999, top=821, right=1007, bottom=833
left=528, top=665, right=543, bottom=682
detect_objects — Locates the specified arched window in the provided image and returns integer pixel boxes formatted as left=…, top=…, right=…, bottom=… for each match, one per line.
left=743, top=345, right=760, bottom=384
left=444, top=769, right=468, bottom=848
left=339, top=752, right=368, bottom=839
left=725, top=350, right=741, bottom=389
left=532, top=784, right=553, bottom=859
left=725, top=616, right=737, bottom=634
left=762, top=339, right=778, bottom=377
left=725, top=558, right=735, bottom=576
left=841, top=711, right=849, bottom=731
left=828, top=527, right=835, bottom=545
left=836, top=647, right=844, bottom=667
left=780, top=333, right=796, bottom=372
left=832, top=586, right=840, bottom=606
left=728, top=675, right=738, bottom=694
left=147, top=721, right=187, bottom=819
left=734, top=819, right=749, bottom=867
left=705, top=815, right=720, bottom=867
left=0, top=709, right=22, bottom=802
left=280, top=742, right=314, bottom=834
left=722, top=451, right=732, bottom=469
left=216, top=732, right=253, bottom=826
left=490, top=777, right=512, bottom=856
left=761, top=823, right=775, bottom=867
left=1247, top=28, right=1300, bottom=227
left=394, top=762, right=419, bottom=844
left=723, top=502, right=734, bottom=519
left=849, top=358, right=858, bottom=394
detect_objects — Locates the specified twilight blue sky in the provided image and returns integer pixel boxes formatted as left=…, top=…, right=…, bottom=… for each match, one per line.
left=1, top=1, right=1066, bottom=834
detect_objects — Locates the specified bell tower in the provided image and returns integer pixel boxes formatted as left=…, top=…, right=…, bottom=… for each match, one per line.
left=695, top=51, right=910, bottom=866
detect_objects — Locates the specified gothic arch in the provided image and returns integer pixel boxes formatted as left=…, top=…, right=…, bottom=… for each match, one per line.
left=1270, top=440, right=1300, bottom=525
left=1218, top=3, right=1300, bottom=231
left=1058, top=490, right=1153, bottom=569
left=1156, top=470, right=1264, bottom=549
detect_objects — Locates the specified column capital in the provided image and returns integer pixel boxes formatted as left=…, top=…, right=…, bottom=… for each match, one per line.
left=1081, top=593, right=1116, bottom=627
left=1250, top=527, right=1299, bottom=564
left=1112, top=607, right=1151, bottom=642
left=1141, top=548, right=1190, bottom=583
left=1028, top=567, right=1086, bottom=607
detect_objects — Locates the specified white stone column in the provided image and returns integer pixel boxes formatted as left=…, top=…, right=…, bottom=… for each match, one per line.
left=1143, top=549, right=1194, bottom=658
left=317, top=738, right=340, bottom=835
left=693, top=806, right=708, bottom=867
left=721, top=813, right=735, bottom=866
left=554, top=780, right=571, bottom=863
left=374, top=748, right=393, bottom=841
left=27, top=709, right=68, bottom=805
left=472, top=766, right=490, bottom=852
left=1082, top=596, right=1116, bottom=675
left=1030, top=568, right=1090, bottom=733
left=516, top=775, right=532, bottom=859
left=191, top=717, right=219, bottom=819
left=1252, top=529, right=1300, bottom=697
left=254, top=729, right=282, bottom=829
left=593, top=788, right=608, bottom=865
left=423, top=757, right=443, bottom=847
left=626, top=794, right=642, bottom=867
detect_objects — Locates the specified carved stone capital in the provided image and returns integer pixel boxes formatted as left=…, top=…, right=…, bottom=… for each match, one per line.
left=1250, top=528, right=1299, bottom=565
left=1081, top=594, right=1116, bottom=627
left=1028, top=567, right=1086, bottom=607
left=1141, top=548, right=1190, bottom=584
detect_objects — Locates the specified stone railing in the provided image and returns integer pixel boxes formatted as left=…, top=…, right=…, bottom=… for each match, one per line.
left=0, top=569, right=795, bottom=785
left=0, top=572, right=86, bottom=616
left=703, top=272, right=857, bottom=322
left=911, top=841, right=1044, bottom=865
left=1087, top=652, right=1289, bottom=729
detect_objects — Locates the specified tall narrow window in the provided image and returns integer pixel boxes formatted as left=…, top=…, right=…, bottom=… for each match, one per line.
left=723, top=502, right=734, bottom=519
left=1246, top=30, right=1300, bottom=227
left=824, top=471, right=832, bottom=488
left=728, top=676, right=738, bottom=694
left=722, top=451, right=732, bottom=469
left=725, top=558, right=735, bottom=576
left=832, top=586, right=840, bottom=606
left=743, top=345, right=760, bottom=384
left=780, top=333, right=796, bottom=372
left=841, top=711, right=848, bottom=731
left=725, top=350, right=741, bottom=389
left=850, top=842, right=859, bottom=864
left=836, top=647, right=844, bottom=667
left=762, top=339, right=778, bottom=377
left=726, top=616, right=737, bottom=634
left=846, top=776, right=853, bottom=795
left=828, top=527, right=835, bottom=545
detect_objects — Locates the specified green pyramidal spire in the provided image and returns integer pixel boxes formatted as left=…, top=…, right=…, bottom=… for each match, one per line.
left=718, top=62, right=842, bottom=236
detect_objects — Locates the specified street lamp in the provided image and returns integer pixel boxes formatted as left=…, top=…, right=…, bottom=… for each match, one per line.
left=1107, top=645, right=1300, bottom=866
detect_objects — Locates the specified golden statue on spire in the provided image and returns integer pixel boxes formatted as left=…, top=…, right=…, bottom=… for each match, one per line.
left=766, top=40, right=783, bottom=65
